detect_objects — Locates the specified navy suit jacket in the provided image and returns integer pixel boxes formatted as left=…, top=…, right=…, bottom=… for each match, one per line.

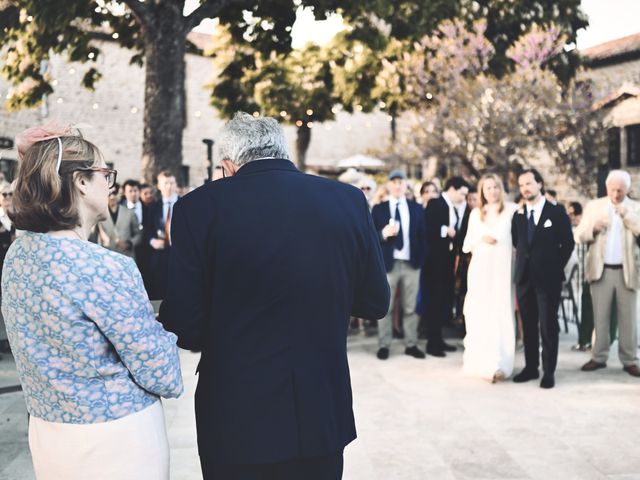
left=371, top=199, right=426, bottom=272
left=159, top=159, right=389, bottom=464
left=512, top=200, right=575, bottom=291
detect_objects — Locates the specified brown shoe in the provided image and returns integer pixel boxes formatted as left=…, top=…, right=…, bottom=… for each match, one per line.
left=623, top=365, right=640, bottom=377
left=581, top=360, right=606, bottom=371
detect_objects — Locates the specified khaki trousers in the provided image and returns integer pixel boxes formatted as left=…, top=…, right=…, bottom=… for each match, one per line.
left=378, top=260, right=419, bottom=349
left=590, top=267, right=639, bottom=366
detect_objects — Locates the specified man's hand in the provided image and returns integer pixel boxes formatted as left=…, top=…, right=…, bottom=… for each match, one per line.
left=614, top=203, right=627, bottom=218
left=150, top=238, right=165, bottom=250
left=382, top=224, right=399, bottom=240
left=116, top=239, right=132, bottom=251
left=447, top=227, right=456, bottom=238
left=593, top=217, right=609, bottom=235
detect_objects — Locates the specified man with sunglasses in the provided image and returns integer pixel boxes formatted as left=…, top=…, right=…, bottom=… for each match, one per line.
left=160, top=112, right=389, bottom=480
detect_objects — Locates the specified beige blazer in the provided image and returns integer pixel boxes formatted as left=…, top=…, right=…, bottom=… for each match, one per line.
left=574, top=197, right=640, bottom=289
left=98, top=206, right=142, bottom=258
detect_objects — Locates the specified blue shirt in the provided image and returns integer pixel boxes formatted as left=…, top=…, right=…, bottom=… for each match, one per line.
left=1, top=232, right=183, bottom=424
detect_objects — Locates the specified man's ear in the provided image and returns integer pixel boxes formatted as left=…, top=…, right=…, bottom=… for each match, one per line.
left=220, top=159, right=239, bottom=177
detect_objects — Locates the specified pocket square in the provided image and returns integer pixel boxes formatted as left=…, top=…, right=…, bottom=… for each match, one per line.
left=543, top=219, right=553, bottom=228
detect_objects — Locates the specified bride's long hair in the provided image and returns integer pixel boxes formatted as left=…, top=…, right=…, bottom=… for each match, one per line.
left=478, top=173, right=505, bottom=221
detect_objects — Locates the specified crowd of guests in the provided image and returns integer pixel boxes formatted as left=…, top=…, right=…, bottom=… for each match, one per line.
left=352, top=167, right=640, bottom=389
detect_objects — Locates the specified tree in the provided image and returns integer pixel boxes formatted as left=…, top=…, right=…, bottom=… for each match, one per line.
left=392, top=20, right=604, bottom=193
left=209, top=29, right=334, bottom=170
left=0, top=0, right=349, bottom=182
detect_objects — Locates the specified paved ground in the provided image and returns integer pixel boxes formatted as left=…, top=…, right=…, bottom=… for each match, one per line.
left=1, top=326, right=640, bottom=480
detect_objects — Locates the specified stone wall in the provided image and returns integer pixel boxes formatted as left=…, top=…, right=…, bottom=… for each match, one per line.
left=0, top=39, right=393, bottom=186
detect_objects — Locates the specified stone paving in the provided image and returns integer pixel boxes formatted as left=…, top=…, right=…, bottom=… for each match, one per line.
left=1, top=327, right=639, bottom=480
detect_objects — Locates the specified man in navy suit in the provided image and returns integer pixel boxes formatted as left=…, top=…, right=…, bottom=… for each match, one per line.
left=422, top=177, right=469, bottom=357
left=511, top=169, right=574, bottom=389
left=159, top=112, right=390, bottom=479
left=145, top=170, right=178, bottom=300
left=371, top=170, right=426, bottom=360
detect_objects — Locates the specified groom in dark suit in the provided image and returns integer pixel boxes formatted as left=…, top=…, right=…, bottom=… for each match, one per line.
left=422, top=176, right=469, bottom=357
left=512, top=169, right=574, bottom=389
left=159, top=112, right=390, bottom=479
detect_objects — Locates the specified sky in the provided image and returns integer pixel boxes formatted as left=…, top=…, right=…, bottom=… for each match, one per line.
left=187, top=0, right=640, bottom=51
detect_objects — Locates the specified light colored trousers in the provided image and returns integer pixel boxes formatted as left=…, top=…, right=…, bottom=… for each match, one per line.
left=378, top=260, right=419, bottom=348
left=590, top=268, right=639, bottom=366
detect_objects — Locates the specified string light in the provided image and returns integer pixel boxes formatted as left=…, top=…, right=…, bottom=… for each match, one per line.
left=92, top=103, right=99, bottom=110
left=68, top=68, right=75, bottom=75
left=51, top=79, right=58, bottom=86
left=252, top=111, right=260, bottom=118
left=195, top=110, right=202, bottom=118
left=306, top=122, right=313, bottom=128
left=386, top=115, right=393, bottom=122
left=295, top=120, right=303, bottom=127
left=56, top=97, right=63, bottom=104
left=130, top=107, right=138, bottom=114
left=379, top=101, right=386, bottom=109
left=112, top=33, right=120, bottom=40
left=306, top=108, right=313, bottom=116
left=88, top=52, right=95, bottom=59
left=426, top=93, right=433, bottom=100
left=355, top=104, right=363, bottom=112
left=280, top=110, right=287, bottom=117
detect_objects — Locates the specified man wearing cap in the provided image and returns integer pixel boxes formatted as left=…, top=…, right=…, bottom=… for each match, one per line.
left=371, top=170, right=427, bottom=360
left=422, top=176, right=469, bottom=357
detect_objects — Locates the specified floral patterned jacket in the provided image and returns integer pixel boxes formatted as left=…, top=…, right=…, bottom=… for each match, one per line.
left=1, top=232, right=183, bottom=424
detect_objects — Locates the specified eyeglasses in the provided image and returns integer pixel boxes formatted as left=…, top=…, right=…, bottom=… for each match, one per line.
left=1, top=192, right=12, bottom=198
left=360, top=186, right=371, bottom=191
left=74, top=167, right=118, bottom=189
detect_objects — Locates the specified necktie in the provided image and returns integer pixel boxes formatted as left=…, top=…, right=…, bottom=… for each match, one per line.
left=394, top=202, right=404, bottom=250
left=527, top=209, right=535, bottom=245
left=164, top=202, right=172, bottom=247
left=454, top=207, right=460, bottom=232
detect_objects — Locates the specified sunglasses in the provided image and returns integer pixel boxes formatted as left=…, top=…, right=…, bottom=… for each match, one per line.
left=360, top=186, right=371, bottom=191
left=1, top=192, right=12, bottom=198
left=73, top=167, right=118, bottom=189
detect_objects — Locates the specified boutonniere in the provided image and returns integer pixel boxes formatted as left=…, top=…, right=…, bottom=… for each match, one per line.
left=544, top=219, right=553, bottom=228
left=517, top=208, right=525, bottom=215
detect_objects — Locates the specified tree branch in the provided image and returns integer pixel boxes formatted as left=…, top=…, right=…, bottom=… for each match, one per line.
left=186, top=0, right=249, bottom=30
left=121, top=0, right=153, bottom=28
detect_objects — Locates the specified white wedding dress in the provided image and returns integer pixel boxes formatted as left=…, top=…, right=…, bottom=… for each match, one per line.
left=462, top=202, right=517, bottom=380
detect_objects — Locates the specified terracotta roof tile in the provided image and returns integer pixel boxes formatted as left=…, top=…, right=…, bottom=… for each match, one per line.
left=580, top=32, right=640, bottom=62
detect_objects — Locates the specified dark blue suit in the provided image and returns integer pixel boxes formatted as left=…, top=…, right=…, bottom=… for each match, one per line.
left=159, top=159, right=389, bottom=472
left=371, top=199, right=425, bottom=272
left=144, top=199, right=170, bottom=300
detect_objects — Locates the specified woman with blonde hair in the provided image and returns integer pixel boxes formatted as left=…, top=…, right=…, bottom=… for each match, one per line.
left=1, top=124, right=183, bottom=479
left=462, top=173, right=518, bottom=382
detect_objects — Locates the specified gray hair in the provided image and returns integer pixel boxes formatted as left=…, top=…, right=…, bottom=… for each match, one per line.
left=606, top=169, right=631, bottom=190
left=216, top=112, right=289, bottom=167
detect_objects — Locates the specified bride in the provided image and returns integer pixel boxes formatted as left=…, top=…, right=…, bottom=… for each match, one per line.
left=462, top=173, right=517, bottom=382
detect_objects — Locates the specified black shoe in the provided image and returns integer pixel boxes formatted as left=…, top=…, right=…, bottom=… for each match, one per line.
left=405, top=346, right=426, bottom=359
left=376, top=347, right=390, bottom=360
left=512, top=369, right=540, bottom=383
left=441, top=342, right=457, bottom=352
left=426, top=346, right=446, bottom=357
left=540, top=374, right=555, bottom=389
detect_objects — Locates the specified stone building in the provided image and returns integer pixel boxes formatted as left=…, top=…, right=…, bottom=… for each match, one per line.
left=580, top=32, right=640, bottom=190
left=0, top=33, right=392, bottom=187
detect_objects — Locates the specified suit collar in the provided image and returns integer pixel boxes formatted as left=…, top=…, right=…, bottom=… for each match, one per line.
left=235, top=158, right=299, bottom=176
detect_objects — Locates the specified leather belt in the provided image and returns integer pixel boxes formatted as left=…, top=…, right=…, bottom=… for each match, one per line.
left=604, top=264, right=623, bottom=270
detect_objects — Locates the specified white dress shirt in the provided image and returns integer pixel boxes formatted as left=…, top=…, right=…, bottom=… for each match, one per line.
left=440, top=193, right=458, bottom=238
left=388, top=196, right=411, bottom=261
left=525, top=195, right=546, bottom=225
left=162, top=194, right=179, bottom=223
left=126, top=201, right=143, bottom=225
left=604, top=198, right=626, bottom=265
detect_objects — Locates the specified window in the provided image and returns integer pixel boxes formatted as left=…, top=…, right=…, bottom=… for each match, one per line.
left=180, top=165, right=190, bottom=187
left=627, top=124, right=640, bottom=167
left=608, top=127, right=620, bottom=168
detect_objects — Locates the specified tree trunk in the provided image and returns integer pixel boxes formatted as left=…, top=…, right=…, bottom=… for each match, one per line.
left=390, top=114, right=397, bottom=143
left=140, top=5, right=188, bottom=184
left=295, top=124, right=311, bottom=172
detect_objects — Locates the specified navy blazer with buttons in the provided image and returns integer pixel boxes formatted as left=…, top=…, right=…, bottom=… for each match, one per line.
left=371, top=198, right=426, bottom=272
left=159, top=159, right=390, bottom=465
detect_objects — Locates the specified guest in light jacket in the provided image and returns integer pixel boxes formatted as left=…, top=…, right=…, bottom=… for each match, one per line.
left=97, top=182, right=142, bottom=258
